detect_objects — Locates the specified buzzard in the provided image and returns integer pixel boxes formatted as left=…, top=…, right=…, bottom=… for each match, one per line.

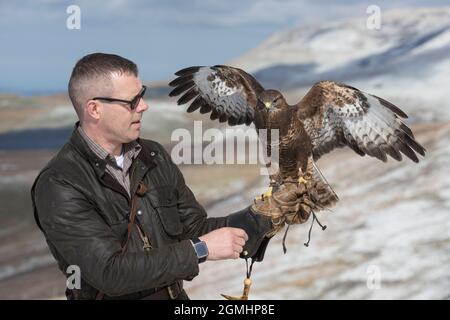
left=169, top=65, right=426, bottom=300
left=168, top=65, right=426, bottom=212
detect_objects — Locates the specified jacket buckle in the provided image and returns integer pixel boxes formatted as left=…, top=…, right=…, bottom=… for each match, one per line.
left=142, top=236, right=152, bottom=251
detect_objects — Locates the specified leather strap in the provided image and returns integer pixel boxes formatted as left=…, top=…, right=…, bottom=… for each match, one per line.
left=124, top=181, right=148, bottom=251
left=95, top=181, right=148, bottom=300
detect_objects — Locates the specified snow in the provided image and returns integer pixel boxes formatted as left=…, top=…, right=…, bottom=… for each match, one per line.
left=231, top=6, right=450, bottom=75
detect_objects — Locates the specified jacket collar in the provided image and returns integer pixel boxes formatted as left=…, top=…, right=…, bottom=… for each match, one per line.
left=69, top=122, right=158, bottom=179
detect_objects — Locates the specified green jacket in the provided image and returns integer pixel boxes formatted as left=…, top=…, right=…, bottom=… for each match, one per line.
left=31, top=126, right=231, bottom=299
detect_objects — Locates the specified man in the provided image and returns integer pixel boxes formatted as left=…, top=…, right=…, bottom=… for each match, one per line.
left=31, top=53, right=282, bottom=300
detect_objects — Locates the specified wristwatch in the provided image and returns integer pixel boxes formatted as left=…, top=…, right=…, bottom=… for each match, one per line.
left=191, top=237, right=208, bottom=263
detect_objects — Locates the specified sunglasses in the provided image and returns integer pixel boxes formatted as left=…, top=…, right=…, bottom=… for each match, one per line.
left=92, top=85, right=147, bottom=110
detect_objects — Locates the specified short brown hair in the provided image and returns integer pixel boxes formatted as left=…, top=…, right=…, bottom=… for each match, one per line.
left=68, top=53, right=138, bottom=118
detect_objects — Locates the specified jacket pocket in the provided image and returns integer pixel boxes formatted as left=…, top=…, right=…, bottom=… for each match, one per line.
left=149, top=186, right=183, bottom=237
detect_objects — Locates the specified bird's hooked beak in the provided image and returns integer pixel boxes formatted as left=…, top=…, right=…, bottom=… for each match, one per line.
left=264, top=102, right=271, bottom=109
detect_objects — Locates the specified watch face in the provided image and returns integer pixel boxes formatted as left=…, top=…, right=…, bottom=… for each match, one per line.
left=195, top=242, right=208, bottom=258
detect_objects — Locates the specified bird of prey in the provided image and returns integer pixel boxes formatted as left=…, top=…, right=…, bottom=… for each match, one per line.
left=168, top=65, right=426, bottom=211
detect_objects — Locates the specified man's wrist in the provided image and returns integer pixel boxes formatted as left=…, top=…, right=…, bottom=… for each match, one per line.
left=190, top=237, right=208, bottom=263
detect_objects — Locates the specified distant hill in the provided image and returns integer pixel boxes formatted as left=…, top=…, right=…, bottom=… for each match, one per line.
left=231, top=6, right=450, bottom=83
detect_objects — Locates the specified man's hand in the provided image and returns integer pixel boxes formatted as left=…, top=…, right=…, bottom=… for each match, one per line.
left=199, top=227, right=248, bottom=260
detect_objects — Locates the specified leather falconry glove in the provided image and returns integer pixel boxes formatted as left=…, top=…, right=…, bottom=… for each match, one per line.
left=223, top=181, right=311, bottom=300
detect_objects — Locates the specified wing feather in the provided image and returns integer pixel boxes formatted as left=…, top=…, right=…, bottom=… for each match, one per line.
left=298, top=81, right=426, bottom=162
left=185, top=96, right=204, bottom=113
left=177, top=87, right=198, bottom=104
left=169, top=65, right=264, bottom=126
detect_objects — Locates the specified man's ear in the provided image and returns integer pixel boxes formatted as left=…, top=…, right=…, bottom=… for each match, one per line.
left=85, top=100, right=101, bottom=120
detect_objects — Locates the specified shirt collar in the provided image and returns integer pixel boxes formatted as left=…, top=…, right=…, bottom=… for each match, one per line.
left=77, top=126, right=142, bottom=163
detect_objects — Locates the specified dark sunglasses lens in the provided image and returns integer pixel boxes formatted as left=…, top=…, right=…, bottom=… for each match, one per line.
left=131, top=98, right=138, bottom=110
left=141, top=87, right=148, bottom=99
left=131, top=88, right=147, bottom=110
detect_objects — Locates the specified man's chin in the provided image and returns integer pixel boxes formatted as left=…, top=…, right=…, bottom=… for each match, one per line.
left=126, top=131, right=140, bottom=142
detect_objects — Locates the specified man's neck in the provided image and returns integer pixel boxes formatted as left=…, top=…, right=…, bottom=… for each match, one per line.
left=80, top=124, right=123, bottom=157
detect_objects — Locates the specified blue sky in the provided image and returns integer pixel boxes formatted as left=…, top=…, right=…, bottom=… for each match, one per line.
left=0, top=0, right=446, bottom=95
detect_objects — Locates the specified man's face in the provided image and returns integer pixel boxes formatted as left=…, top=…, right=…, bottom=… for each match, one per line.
left=96, top=73, right=149, bottom=144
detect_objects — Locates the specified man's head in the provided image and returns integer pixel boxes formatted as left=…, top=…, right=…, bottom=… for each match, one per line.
left=68, top=53, right=148, bottom=146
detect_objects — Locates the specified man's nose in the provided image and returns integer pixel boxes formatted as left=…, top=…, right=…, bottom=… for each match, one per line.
left=136, top=98, right=149, bottom=112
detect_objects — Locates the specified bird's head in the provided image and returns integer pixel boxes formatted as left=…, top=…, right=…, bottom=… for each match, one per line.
left=257, top=90, right=287, bottom=112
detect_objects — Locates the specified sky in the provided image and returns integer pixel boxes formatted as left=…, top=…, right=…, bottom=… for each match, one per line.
left=0, top=0, right=447, bottom=95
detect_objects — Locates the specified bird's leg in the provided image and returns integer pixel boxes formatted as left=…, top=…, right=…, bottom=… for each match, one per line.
left=298, top=168, right=312, bottom=185
left=297, top=168, right=322, bottom=214
left=254, top=187, right=272, bottom=202
left=297, top=169, right=315, bottom=206
left=298, top=176, right=308, bottom=185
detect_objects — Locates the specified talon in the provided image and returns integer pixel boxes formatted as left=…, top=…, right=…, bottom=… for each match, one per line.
left=298, top=176, right=308, bottom=185
left=221, top=278, right=252, bottom=300
left=255, top=186, right=273, bottom=202
left=263, top=186, right=273, bottom=198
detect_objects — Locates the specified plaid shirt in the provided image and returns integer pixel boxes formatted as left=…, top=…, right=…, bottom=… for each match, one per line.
left=78, top=126, right=142, bottom=196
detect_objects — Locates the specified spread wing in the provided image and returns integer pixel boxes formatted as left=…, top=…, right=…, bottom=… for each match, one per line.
left=169, top=65, right=265, bottom=126
left=298, top=81, right=426, bottom=162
